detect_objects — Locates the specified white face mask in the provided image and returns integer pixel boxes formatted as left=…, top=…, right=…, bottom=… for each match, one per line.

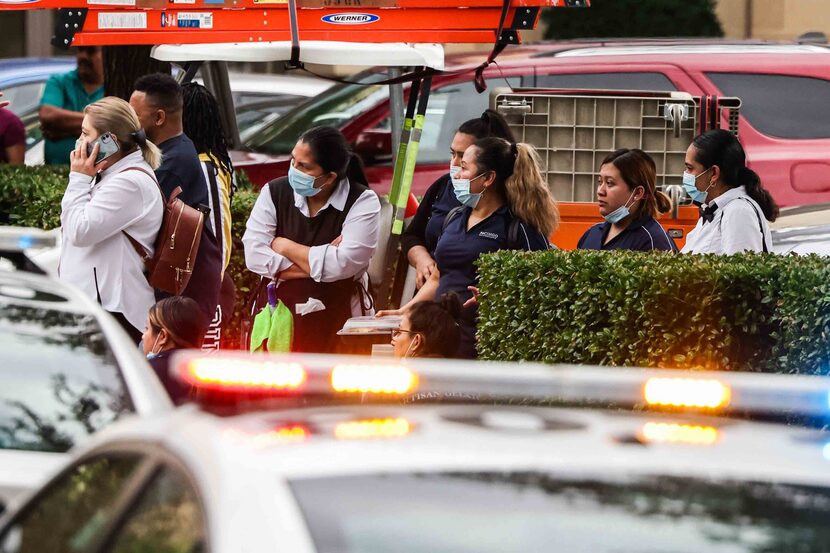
left=449, top=163, right=462, bottom=178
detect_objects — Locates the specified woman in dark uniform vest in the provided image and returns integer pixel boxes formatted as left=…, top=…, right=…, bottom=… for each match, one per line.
left=243, top=126, right=381, bottom=353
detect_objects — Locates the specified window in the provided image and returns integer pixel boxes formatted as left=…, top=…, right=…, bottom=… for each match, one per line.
left=109, top=467, right=206, bottom=553
left=0, top=303, right=131, bottom=453
left=706, top=72, right=830, bottom=139
left=0, top=455, right=142, bottom=553
left=245, top=71, right=521, bottom=162
left=415, top=79, right=520, bottom=164
left=2, top=83, right=46, bottom=119
left=246, top=69, right=389, bottom=155
left=291, top=472, right=830, bottom=553
left=368, top=77, right=520, bottom=166
left=236, top=96, right=307, bottom=143
left=532, top=72, right=676, bottom=91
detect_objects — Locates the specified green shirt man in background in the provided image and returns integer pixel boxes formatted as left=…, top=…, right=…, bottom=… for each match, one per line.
left=38, top=46, right=104, bottom=165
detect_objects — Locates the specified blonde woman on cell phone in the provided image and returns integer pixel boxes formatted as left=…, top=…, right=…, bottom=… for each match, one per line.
left=59, top=96, right=164, bottom=342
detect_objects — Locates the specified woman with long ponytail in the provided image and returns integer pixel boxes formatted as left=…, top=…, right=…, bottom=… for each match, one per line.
left=378, top=137, right=556, bottom=359
left=681, top=129, right=777, bottom=254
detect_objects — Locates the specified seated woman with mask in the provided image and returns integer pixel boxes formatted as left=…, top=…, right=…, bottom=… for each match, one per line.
left=391, top=294, right=461, bottom=359
left=142, top=296, right=208, bottom=404
left=577, top=148, right=676, bottom=252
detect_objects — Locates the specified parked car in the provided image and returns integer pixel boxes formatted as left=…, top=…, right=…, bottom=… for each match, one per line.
left=20, top=68, right=330, bottom=165
left=1, top=351, right=828, bottom=551
left=0, top=57, right=76, bottom=165
left=195, top=71, right=332, bottom=139
left=237, top=39, right=830, bottom=211
left=224, top=71, right=332, bottom=109
left=770, top=202, right=830, bottom=255
left=0, top=228, right=172, bottom=513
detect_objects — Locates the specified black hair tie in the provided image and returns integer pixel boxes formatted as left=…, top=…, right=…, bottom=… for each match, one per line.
left=131, top=128, right=147, bottom=147
left=510, top=142, right=519, bottom=157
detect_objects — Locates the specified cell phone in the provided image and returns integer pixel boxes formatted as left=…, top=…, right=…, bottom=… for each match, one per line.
left=86, top=132, right=120, bottom=164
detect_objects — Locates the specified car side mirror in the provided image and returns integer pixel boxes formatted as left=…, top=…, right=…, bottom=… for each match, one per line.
left=353, top=129, right=392, bottom=166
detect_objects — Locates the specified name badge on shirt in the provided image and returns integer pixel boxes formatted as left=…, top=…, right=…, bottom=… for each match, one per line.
left=479, top=231, right=500, bottom=241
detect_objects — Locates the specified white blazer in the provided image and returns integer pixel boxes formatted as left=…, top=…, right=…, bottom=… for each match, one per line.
left=59, top=150, right=164, bottom=333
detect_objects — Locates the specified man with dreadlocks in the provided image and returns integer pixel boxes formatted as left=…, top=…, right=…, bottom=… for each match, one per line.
left=182, top=82, right=236, bottom=351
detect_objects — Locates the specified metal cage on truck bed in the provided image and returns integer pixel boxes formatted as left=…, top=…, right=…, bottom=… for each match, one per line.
left=492, top=89, right=741, bottom=205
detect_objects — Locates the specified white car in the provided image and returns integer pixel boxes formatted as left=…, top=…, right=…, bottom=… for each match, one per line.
left=0, top=228, right=172, bottom=511
left=0, top=352, right=828, bottom=552
left=771, top=203, right=830, bottom=255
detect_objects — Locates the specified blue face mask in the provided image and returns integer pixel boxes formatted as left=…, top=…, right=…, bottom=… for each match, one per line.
left=683, top=167, right=713, bottom=204
left=452, top=173, right=486, bottom=208
left=144, top=334, right=161, bottom=361
left=603, top=190, right=639, bottom=224
left=288, top=163, right=324, bottom=197
left=449, top=163, right=462, bottom=178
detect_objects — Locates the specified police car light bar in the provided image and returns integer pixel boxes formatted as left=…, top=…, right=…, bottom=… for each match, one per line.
left=179, top=357, right=306, bottom=392
left=172, top=352, right=830, bottom=420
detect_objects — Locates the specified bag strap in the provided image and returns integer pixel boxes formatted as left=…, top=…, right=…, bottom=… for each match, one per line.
left=717, top=197, right=769, bottom=253
left=507, top=217, right=522, bottom=250
left=738, top=196, right=769, bottom=253
left=441, top=205, right=465, bottom=235
left=118, top=166, right=163, bottom=262
left=121, top=167, right=181, bottom=263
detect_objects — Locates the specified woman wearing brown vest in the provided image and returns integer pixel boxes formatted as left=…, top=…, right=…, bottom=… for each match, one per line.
left=242, top=126, right=381, bottom=352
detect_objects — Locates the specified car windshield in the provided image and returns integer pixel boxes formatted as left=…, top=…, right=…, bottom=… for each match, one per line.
left=244, top=69, right=389, bottom=155
left=0, top=302, right=131, bottom=453
left=291, top=472, right=830, bottom=552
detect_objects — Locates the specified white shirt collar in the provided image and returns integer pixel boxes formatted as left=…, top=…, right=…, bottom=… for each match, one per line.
left=705, top=185, right=747, bottom=210
left=100, top=149, right=145, bottom=178
left=293, top=177, right=350, bottom=216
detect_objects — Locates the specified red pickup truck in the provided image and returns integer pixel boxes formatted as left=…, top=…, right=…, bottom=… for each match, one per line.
left=233, top=39, right=830, bottom=247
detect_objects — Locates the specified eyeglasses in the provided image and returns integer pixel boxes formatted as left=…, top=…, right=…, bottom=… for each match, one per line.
left=391, top=328, right=420, bottom=340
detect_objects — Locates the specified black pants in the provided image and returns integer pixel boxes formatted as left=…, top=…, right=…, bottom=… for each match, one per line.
left=109, top=311, right=143, bottom=344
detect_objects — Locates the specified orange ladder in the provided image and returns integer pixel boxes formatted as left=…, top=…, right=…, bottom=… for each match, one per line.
left=0, top=1, right=589, bottom=47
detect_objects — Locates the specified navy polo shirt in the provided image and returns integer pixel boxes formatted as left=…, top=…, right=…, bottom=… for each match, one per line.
left=423, top=177, right=462, bottom=254
left=401, top=173, right=461, bottom=256
left=577, top=215, right=677, bottom=252
left=435, top=205, right=550, bottom=358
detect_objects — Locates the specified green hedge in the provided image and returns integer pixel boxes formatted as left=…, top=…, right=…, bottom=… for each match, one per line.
left=0, top=165, right=259, bottom=348
left=477, top=249, right=830, bottom=375
left=0, top=165, right=68, bottom=228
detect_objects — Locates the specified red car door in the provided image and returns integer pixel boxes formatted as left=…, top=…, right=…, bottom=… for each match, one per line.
left=687, top=62, right=830, bottom=207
